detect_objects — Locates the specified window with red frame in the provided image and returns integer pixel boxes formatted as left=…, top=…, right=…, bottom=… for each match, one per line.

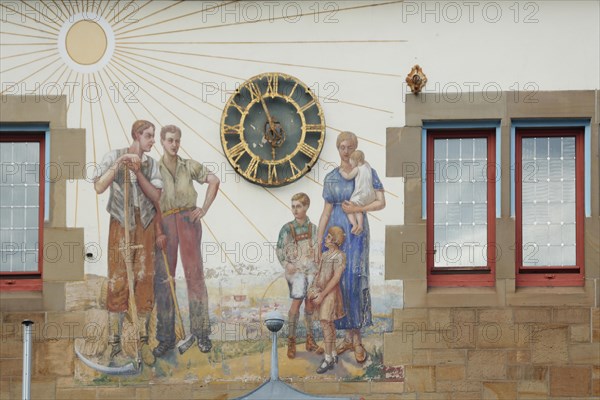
left=0, top=133, right=45, bottom=291
left=426, top=129, right=496, bottom=287
left=515, top=127, right=584, bottom=287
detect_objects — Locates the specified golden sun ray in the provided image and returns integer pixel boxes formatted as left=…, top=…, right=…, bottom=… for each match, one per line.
left=99, top=0, right=113, bottom=19
left=38, top=0, right=64, bottom=23
left=104, top=64, right=278, bottom=266
left=112, top=0, right=184, bottom=33
left=0, top=47, right=56, bottom=61
left=107, top=0, right=135, bottom=25
left=86, top=72, right=102, bottom=242
left=101, top=0, right=119, bottom=21
left=115, top=51, right=236, bottom=98
left=105, top=63, right=222, bottom=155
left=115, top=0, right=238, bottom=37
left=14, top=1, right=61, bottom=32
left=109, top=0, right=153, bottom=31
left=0, top=30, right=56, bottom=41
left=50, top=0, right=69, bottom=21
left=64, top=71, right=77, bottom=114
left=78, top=71, right=85, bottom=127
left=36, top=61, right=67, bottom=89
left=0, top=19, right=59, bottom=37
left=118, top=1, right=403, bottom=40
left=111, top=55, right=378, bottom=197
left=105, top=62, right=295, bottom=230
left=91, top=73, right=112, bottom=151
left=321, top=98, right=393, bottom=115
left=50, top=65, right=70, bottom=91
left=100, top=67, right=140, bottom=124
left=104, top=65, right=165, bottom=143
left=110, top=55, right=220, bottom=124
left=0, top=56, right=61, bottom=95
left=115, top=48, right=393, bottom=115
left=261, top=187, right=292, bottom=211
left=118, top=40, right=407, bottom=45
left=113, top=50, right=223, bottom=111
left=217, top=189, right=269, bottom=242
left=116, top=46, right=403, bottom=78
left=96, top=70, right=131, bottom=146
left=114, top=47, right=244, bottom=80
left=0, top=42, right=56, bottom=46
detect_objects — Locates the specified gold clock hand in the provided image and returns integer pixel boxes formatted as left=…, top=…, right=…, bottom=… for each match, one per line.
left=251, top=82, right=285, bottom=148
left=258, top=91, right=277, bottom=132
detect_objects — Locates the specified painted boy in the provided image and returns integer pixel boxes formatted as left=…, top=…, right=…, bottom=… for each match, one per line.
left=276, top=193, right=320, bottom=358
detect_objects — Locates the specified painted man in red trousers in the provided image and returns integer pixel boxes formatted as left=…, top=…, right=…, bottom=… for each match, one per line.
left=153, top=125, right=220, bottom=357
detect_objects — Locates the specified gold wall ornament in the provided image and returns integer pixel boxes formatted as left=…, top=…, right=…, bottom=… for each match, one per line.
left=220, top=72, right=326, bottom=187
left=405, top=65, right=428, bottom=94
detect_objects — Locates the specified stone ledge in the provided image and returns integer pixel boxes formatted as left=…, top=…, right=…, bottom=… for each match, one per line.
left=403, top=279, right=508, bottom=309
left=0, top=291, right=43, bottom=312
left=506, top=280, right=595, bottom=307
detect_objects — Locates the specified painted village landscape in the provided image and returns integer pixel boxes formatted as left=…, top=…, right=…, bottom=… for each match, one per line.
left=69, top=241, right=402, bottom=385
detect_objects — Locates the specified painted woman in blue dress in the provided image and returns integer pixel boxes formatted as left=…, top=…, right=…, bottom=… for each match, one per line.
left=317, top=131, right=386, bottom=364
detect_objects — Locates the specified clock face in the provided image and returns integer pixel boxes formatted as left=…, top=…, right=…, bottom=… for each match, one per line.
left=220, top=72, right=325, bottom=187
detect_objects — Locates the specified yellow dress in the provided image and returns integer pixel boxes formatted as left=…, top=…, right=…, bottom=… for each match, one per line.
left=311, top=250, right=346, bottom=322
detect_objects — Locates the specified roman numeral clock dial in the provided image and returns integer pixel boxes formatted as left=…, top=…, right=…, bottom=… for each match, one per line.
left=220, top=72, right=326, bottom=187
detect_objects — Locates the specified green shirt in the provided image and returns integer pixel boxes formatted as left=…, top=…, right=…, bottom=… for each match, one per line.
left=159, top=156, right=208, bottom=212
left=276, top=217, right=318, bottom=273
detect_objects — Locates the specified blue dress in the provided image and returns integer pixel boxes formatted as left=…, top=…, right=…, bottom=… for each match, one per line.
left=322, top=167, right=384, bottom=330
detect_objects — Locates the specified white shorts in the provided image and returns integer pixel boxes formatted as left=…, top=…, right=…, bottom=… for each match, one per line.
left=286, top=271, right=315, bottom=299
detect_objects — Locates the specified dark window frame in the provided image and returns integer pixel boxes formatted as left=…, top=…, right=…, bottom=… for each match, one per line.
left=515, top=127, right=585, bottom=287
left=426, top=129, right=496, bottom=287
left=0, top=132, right=45, bottom=291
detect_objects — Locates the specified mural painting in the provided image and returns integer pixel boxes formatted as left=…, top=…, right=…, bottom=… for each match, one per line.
left=73, top=124, right=400, bottom=384
left=0, top=0, right=409, bottom=386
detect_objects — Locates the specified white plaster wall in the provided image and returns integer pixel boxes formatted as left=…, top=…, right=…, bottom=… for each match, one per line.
left=1, top=1, right=598, bottom=284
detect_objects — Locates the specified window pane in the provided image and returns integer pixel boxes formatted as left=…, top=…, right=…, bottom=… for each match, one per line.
left=522, top=138, right=535, bottom=160
left=447, top=140, right=460, bottom=160
left=460, top=181, right=473, bottom=202
left=434, top=203, right=446, bottom=224
left=446, top=203, right=460, bottom=224
left=521, top=136, right=577, bottom=266
left=447, top=181, right=460, bottom=203
left=435, top=180, right=446, bottom=203
left=25, top=229, right=38, bottom=246
left=0, top=140, right=40, bottom=273
left=461, top=203, right=473, bottom=224
left=474, top=139, right=487, bottom=159
left=12, top=185, right=26, bottom=204
left=434, top=140, right=446, bottom=160
left=12, top=208, right=25, bottom=229
left=0, top=143, right=13, bottom=162
left=12, top=143, right=26, bottom=161
left=25, top=208, right=38, bottom=228
left=446, top=161, right=461, bottom=183
left=24, top=163, right=39, bottom=184
left=472, top=161, right=486, bottom=182
left=26, top=186, right=39, bottom=206
left=433, top=137, right=487, bottom=268
left=26, top=143, right=39, bottom=163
